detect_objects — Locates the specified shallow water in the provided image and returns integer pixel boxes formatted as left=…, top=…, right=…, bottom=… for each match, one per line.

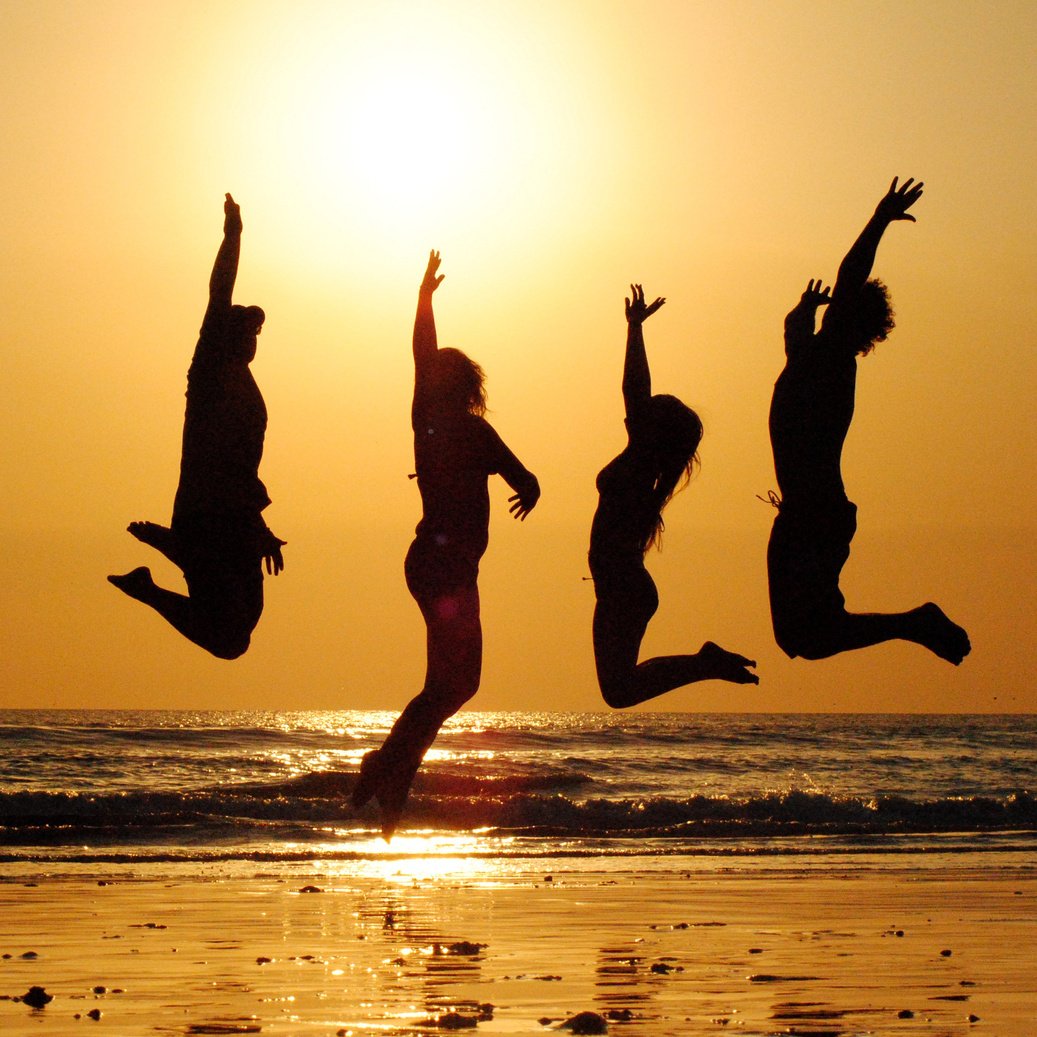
left=2, top=710, right=1034, bottom=874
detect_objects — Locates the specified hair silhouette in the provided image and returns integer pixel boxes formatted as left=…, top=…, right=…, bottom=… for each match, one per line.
left=588, top=284, right=758, bottom=709
left=351, top=251, right=540, bottom=838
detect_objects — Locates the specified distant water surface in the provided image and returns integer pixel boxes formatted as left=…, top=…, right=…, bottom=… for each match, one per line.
left=1, top=711, right=1034, bottom=876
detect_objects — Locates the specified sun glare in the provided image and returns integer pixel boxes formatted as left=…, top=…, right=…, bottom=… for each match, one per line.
left=211, top=6, right=604, bottom=264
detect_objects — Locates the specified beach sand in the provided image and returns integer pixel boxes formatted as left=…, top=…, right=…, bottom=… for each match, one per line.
left=1, top=865, right=1033, bottom=1035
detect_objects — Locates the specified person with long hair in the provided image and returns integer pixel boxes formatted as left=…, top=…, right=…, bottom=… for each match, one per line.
left=589, top=284, right=758, bottom=707
left=767, top=177, right=970, bottom=663
left=108, top=194, right=284, bottom=658
left=352, top=250, right=540, bottom=836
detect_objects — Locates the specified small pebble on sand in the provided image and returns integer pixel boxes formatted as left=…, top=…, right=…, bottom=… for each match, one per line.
left=21, top=986, right=53, bottom=1009
left=562, top=1010, right=608, bottom=1034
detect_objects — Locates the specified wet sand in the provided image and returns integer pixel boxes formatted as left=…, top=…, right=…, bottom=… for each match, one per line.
left=1, top=866, right=1034, bottom=1035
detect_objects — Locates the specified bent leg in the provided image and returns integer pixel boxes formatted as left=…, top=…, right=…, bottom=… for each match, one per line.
left=127, top=521, right=184, bottom=568
left=108, top=559, right=262, bottom=660
left=594, top=583, right=757, bottom=709
left=781, top=603, right=970, bottom=665
left=108, top=566, right=239, bottom=657
left=768, top=504, right=970, bottom=664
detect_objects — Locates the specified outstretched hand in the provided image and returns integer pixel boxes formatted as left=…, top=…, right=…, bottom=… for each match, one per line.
left=801, top=278, right=832, bottom=308
left=875, top=176, right=923, bottom=223
left=421, top=250, right=445, bottom=294
left=260, top=530, right=287, bottom=576
left=224, top=192, right=242, bottom=233
left=508, top=480, right=541, bottom=521
left=625, top=284, right=665, bottom=326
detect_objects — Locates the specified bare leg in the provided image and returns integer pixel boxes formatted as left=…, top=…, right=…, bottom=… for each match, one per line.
left=127, top=521, right=184, bottom=568
left=786, top=602, right=970, bottom=664
left=107, top=565, right=257, bottom=660
left=593, top=593, right=758, bottom=710
left=767, top=503, right=970, bottom=664
left=108, top=567, right=204, bottom=643
left=353, top=583, right=482, bottom=838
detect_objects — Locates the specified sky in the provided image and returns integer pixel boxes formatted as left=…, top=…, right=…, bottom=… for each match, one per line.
left=2, top=0, right=1035, bottom=714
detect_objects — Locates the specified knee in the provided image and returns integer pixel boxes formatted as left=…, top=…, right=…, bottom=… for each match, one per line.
left=599, top=687, right=628, bottom=711
left=774, top=621, right=837, bottom=661
left=420, top=673, right=480, bottom=716
left=209, top=632, right=252, bottom=660
left=448, top=677, right=481, bottom=711
left=596, top=670, right=633, bottom=710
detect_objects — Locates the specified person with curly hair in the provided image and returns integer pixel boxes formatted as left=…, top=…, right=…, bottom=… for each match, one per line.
left=767, top=178, right=969, bottom=664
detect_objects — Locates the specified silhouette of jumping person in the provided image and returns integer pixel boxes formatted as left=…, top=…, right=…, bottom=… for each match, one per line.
left=767, top=177, right=969, bottom=664
left=352, top=250, right=540, bottom=836
left=108, top=194, right=284, bottom=659
left=589, top=285, right=758, bottom=707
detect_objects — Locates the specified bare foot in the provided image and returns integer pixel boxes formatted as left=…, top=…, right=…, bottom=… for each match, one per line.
left=351, top=749, right=382, bottom=810
left=128, top=521, right=182, bottom=566
left=698, top=641, right=760, bottom=685
left=913, top=603, right=971, bottom=665
left=375, top=774, right=410, bottom=841
left=107, top=566, right=155, bottom=602
left=350, top=749, right=415, bottom=840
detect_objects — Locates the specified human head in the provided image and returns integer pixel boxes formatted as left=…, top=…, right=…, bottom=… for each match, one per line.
left=432, top=347, right=487, bottom=415
left=228, top=304, right=266, bottom=362
left=852, top=278, right=895, bottom=356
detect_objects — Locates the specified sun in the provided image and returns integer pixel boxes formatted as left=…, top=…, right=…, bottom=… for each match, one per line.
left=203, top=4, right=610, bottom=266
left=222, top=13, right=530, bottom=246
left=337, top=56, right=494, bottom=222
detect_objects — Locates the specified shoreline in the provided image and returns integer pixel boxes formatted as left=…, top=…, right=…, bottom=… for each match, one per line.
left=2, top=864, right=1034, bottom=1035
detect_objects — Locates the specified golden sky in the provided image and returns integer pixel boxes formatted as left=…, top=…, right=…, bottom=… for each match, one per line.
left=2, top=0, right=1035, bottom=712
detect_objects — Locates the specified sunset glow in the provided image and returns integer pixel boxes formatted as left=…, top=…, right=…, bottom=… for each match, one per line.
left=2, top=0, right=1035, bottom=714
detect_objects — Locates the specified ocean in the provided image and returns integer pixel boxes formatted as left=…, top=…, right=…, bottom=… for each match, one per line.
left=1, top=711, right=1034, bottom=878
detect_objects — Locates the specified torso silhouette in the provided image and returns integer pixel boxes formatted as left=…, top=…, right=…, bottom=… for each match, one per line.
left=589, top=414, right=659, bottom=574
left=770, top=309, right=856, bottom=505
left=412, top=406, right=509, bottom=566
left=173, top=309, right=269, bottom=520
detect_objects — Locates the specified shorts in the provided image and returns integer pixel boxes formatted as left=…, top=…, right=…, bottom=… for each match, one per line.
left=767, top=495, right=857, bottom=641
left=405, top=535, right=480, bottom=604
left=589, top=552, right=659, bottom=625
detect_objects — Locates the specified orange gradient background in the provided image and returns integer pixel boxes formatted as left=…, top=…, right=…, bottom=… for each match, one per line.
left=2, top=1, right=1034, bottom=712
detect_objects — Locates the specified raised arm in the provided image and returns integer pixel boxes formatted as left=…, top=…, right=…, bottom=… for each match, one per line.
left=831, top=177, right=922, bottom=306
left=622, top=284, right=665, bottom=419
left=784, top=279, right=831, bottom=356
left=208, top=193, right=242, bottom=313
left=413, top=249, right=444, bottom=369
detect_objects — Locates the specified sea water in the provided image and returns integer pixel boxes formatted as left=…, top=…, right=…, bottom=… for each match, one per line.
left=1, top=710, right=1034, bottom=878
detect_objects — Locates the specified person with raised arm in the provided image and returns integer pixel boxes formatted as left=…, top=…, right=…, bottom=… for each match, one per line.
left=108, top=193, right=284, bottom=658
left=352, top=250, right=540, bottom=837
left=589, top=285, right=758, bottom=707
left=767, top=177, right=969, bottom=663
